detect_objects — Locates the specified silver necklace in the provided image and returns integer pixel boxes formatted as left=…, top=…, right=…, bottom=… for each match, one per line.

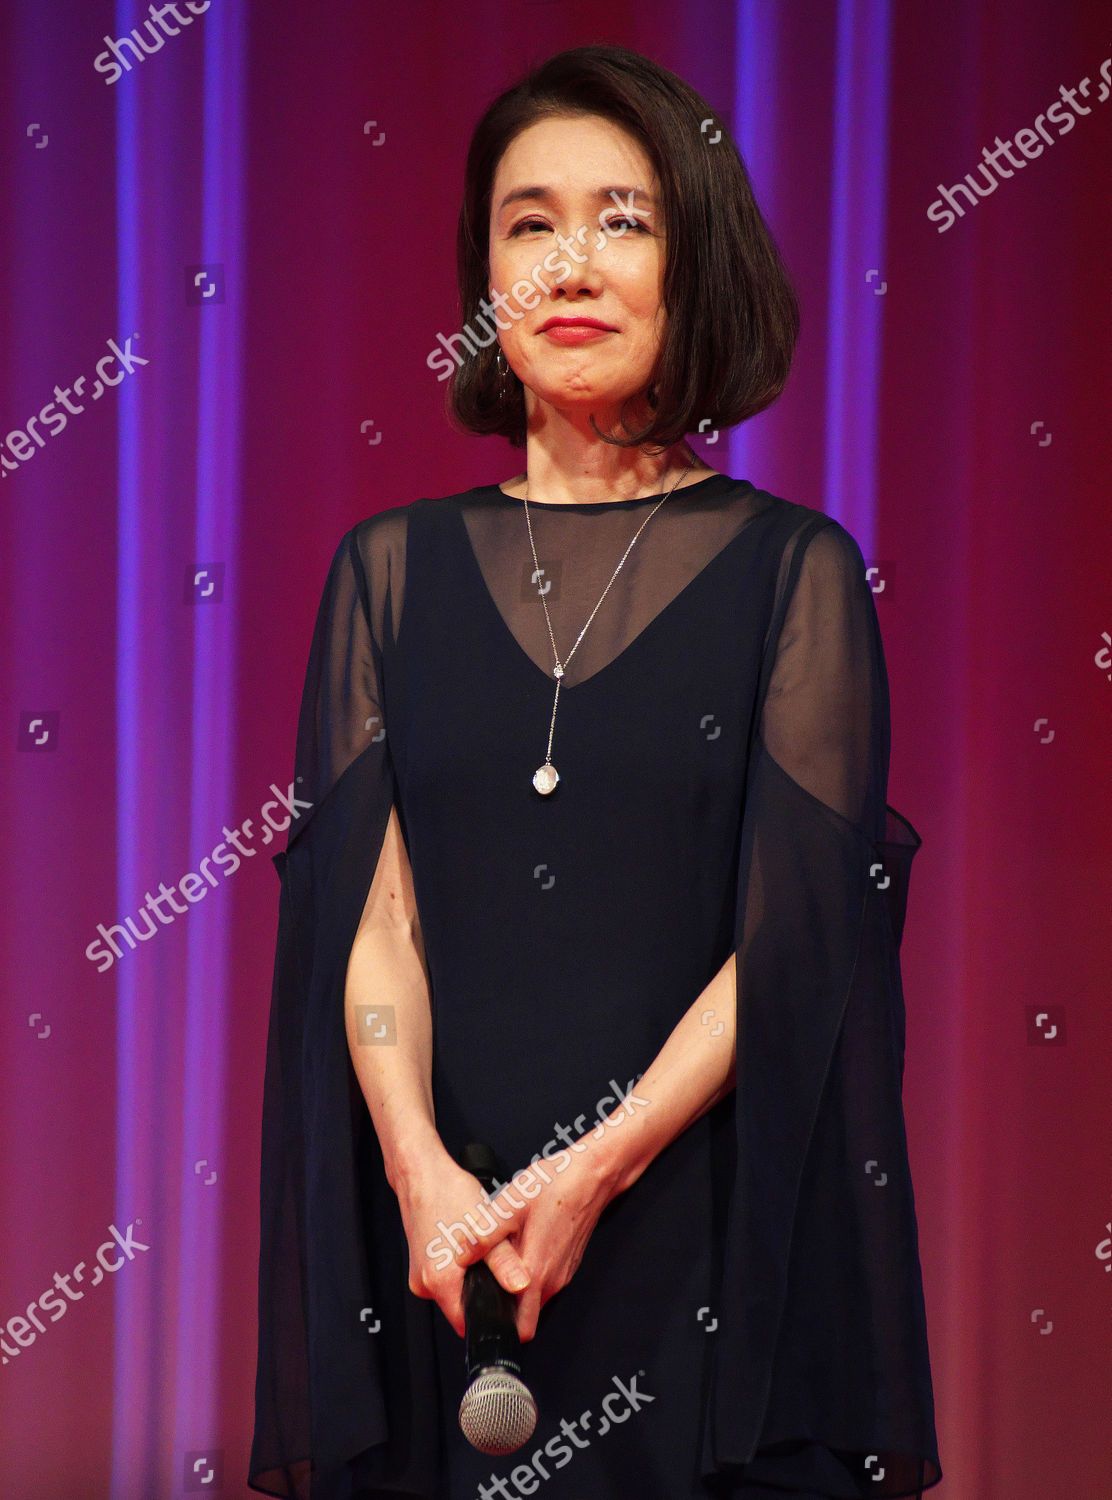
left=523, top=455, right=698, bottom=795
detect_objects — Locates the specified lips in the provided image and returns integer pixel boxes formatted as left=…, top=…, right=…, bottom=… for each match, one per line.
left=537, top=317, right=617, bottom=345
left=537, top=317, right=616, bottom=333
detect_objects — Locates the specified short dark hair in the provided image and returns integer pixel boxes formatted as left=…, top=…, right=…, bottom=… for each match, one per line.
left=448, top=43, right=800, bottom=451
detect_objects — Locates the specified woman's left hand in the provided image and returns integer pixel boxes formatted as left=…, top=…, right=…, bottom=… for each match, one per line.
left=488, top=1139, right=617, bottom=1341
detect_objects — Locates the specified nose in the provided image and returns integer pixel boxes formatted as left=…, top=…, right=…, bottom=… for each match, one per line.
left=552, top=234, right=606, bottom=299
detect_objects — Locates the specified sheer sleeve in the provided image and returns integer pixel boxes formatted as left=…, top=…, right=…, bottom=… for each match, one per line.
left=250, top=510, right=440, bottom=1498
left=702, top=517, right=941, bottom=1497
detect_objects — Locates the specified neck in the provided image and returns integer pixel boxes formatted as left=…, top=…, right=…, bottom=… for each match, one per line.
left=499, top=391, right=713, bottom=501
left=511, top=445, right=707, bottom=505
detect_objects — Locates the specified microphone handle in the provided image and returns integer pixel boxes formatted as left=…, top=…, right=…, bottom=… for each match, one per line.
left=458, top=1142, right=524, bottom=1379
left=463, top=1260, right=524, bottom=1379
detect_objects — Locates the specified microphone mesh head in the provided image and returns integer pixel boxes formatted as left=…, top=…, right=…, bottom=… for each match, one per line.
left=459, top=1368, right=538, bottom=1455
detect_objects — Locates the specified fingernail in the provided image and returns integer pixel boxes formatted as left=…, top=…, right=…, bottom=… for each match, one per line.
left=509, top=1268, right=529, bottom=1291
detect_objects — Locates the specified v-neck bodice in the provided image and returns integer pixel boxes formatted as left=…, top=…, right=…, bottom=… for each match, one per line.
left=441, top=473, right=770, bottom=691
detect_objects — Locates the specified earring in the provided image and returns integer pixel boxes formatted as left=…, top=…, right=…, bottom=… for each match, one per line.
left=495, top=345, right=513, bottom=406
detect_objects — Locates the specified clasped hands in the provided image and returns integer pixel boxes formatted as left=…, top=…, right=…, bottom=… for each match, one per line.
left=397, top=1132, right=619, bottom=1342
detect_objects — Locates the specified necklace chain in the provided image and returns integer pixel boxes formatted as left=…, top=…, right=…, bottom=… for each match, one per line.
left=522, top=454, right=698, bottom=791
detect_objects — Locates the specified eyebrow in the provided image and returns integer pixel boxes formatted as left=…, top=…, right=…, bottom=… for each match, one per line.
left=495, top=185, right=657, bottom=215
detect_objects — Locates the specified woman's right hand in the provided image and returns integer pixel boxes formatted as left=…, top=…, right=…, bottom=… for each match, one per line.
left=393, top=1141, right=532, bottom=1337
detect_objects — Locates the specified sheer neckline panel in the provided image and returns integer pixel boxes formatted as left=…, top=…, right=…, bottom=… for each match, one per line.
left=450, top=476, right=774, bottom=690
left=483, top=471, right=736, bottom=509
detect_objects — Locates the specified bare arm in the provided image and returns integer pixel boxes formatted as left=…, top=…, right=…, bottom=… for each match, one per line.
left=587, top=950, right=737, bottom=1197
left=343, top=805, right=441, bottom=1188
left=343, top=806, right=531, bottom=1327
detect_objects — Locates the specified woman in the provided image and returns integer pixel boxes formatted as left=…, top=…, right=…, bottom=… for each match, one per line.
left=250, top=43, right=941, bottom=1500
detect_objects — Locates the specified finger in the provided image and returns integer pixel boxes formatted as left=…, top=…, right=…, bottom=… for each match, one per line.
left=436, top=1271, right=466, bottom=1339
left=486, top=1184, right=528, bottom=1239
left=514, top=1282, right=544, bottom=1343
left=440, top=1291, right=466, bottom=1339
left=484, top=1237, right=531, bottom=1294
left=446, top=1188, right=519, bottom=1270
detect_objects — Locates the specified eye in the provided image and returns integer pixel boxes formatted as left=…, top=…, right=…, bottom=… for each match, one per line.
left=602, top=216, right=650, bottom=233
left=509, top=218, right=551, bottom=236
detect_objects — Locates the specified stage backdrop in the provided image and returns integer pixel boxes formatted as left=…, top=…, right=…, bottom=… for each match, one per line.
left=1, top=2, right=1109, bottom=1496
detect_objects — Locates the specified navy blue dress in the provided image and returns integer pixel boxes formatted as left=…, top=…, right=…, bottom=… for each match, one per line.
left=249, top=473, right=941, bottom=1499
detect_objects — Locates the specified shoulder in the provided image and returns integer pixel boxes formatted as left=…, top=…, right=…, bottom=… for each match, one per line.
left=747, top=487, right=867, bottom=574
left=331, top=498, right=427, bottom=584
left=347, top=484, right=501, bottom=574
left=312, top=483, right=482, bottom=579
left=301, top=502, right=422, bottom=616
left=348, top=486, right=483, bottom=548
left=337, top=490, right=479, bottom=605
left=350, top=496, right=422, bottom=550
left=737, top=490, right=874, bottom=632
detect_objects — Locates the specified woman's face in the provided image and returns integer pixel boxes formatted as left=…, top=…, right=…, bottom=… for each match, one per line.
left=487, top=113, right=666, bottom=425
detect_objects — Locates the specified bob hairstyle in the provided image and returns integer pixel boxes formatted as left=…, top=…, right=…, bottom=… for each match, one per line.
left=448, top=43, right=800, bottom=451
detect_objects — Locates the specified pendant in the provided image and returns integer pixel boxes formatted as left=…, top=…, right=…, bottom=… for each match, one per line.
left=533, top=763, right=559, bottom=795
left=533, top=664, right=563, bottom=794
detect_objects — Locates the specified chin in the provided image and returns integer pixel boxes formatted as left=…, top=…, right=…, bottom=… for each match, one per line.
left=537, top=377, right=647, bottom=408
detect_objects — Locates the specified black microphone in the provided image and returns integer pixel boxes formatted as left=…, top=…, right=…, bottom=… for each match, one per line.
left=456, top=1142, right=539, bottom=1456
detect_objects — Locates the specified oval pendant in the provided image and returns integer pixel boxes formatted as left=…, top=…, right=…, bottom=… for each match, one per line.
left=532, top=763, right=559, bottom=796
